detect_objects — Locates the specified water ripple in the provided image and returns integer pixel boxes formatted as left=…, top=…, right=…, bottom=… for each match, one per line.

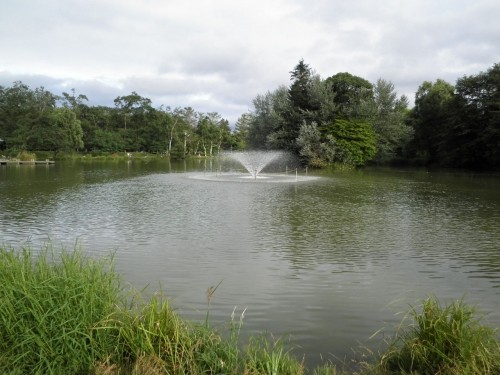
left=2, top=164, right=500, bottom=370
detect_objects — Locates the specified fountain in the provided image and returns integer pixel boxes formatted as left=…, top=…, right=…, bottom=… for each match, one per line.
left=189, top=150, right=319, bottom=183
left=227, top=150, right=285, bottom=179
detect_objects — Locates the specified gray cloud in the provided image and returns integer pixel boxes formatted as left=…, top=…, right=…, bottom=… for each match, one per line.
left=1, top=0, right=499, bottom=124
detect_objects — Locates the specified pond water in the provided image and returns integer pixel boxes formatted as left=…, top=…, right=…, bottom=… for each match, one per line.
left=1, top=159, right=500, bottom=369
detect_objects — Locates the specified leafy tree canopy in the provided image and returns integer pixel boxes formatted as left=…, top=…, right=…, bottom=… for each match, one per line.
left=325, top=72, right=373, bottom=118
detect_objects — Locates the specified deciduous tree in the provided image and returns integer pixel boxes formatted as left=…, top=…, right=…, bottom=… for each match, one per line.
left=325, top=72, right=373, bottom=119
left=26, top=107, right=83, bottom=153
left=407, top=79, right=455, bottom=165
left=323, top=119, right=377, bottom=165
left=371, top=79, right=412, bottom=164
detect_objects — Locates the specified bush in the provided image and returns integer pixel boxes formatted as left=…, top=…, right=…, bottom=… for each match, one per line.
left=16, top=150, right=36, bottom=161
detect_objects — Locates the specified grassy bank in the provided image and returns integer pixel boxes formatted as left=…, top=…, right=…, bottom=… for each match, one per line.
left=1, top=245, right=499, bottom=374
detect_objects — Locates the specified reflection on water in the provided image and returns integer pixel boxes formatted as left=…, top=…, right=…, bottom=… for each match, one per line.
left=1, top=161, right=500, bottom=369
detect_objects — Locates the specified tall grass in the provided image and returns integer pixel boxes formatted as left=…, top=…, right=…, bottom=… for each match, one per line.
left=1, top=245, right=499, bottom=374
left=0, top=245, right=305, bottom=374
left=102, top=291, right=242, bottom=374
left=244, top=334, right=304, bottom=375
left=374, top=296, right=500, bottom=374
left=0, top=245, right=121, bottom=374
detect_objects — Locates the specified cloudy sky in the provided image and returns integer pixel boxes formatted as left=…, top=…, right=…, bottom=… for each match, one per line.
left=1, top=0, right=499, bottom=124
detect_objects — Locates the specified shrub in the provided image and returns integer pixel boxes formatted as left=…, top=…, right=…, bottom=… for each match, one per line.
left=16, top=150, right=36, bottom=161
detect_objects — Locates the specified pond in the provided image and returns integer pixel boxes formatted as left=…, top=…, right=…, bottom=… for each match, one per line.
left=1, top=158, right=500, bottom=369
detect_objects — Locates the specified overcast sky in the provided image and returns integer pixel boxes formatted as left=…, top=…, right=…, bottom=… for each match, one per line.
left=1, top=0, right=499, bottom=124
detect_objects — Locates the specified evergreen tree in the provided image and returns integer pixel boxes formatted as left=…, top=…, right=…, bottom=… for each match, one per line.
left=281, top=59, right=317, bottom=151
left=233, top=113, right=252, bottom=150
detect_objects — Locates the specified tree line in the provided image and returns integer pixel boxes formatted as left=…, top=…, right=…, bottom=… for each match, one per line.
left=0, top=84, right=238, bottom=158
left=1, top=60, right=499, bottom=169
left=237, top=60, right=500, bottom=170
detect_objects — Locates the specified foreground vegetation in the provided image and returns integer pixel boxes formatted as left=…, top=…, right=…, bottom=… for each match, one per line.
left=1, top=245, right=499, bottom=374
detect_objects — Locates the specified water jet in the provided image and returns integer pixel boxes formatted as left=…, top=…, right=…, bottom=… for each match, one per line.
left=226, top=150, right=285, bottom=179
left=189, top=151, right=319, bottom=183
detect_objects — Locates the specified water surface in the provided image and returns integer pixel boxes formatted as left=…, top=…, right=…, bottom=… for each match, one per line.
left=1, top=160, right=499, bottom=369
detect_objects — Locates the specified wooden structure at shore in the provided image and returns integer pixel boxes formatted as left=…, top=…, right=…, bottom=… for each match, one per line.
left=0, top=159, right=55, bottom=166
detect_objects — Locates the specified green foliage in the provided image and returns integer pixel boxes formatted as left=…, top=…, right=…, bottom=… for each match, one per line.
left=312, top=364, right=350, bottom=375
left=405, top=62, right=500, bottom=169
left=246, top=62, right=406, bottom=167
left=90, top=128, right=126, bottom=152
left=233, top=113, right=252, bottom=150
left=195, top=112, right=231, bottom=156
left=266, top=60, right=319, bottom=152
left=244, top=334, right=304, bottom=375
left=45, top=107, right=84, bottom=151
left=370, top=79, right=412, bottom=164
left=0, top=245, right=121, bottom=374
left=247, top=86, right=290, bottom=149
left=308, top=75, right=338, bottom=125
left=446, top=63, right=500, bottom=169
left=376, top=296, right=500, bottom=374
left=324, top=119, right=377, bottom=166
left=0, top=82, right=231, bottom=157
left=106, top=292, right=198, bottom=373
left=407, top=79, right=455, bottom=165
left=113, top=91, right=153, bottom=131
left=105, top=292, right=251, bottom=374
left=244, top=59, right=499, bottom=169
left=3, top=61, right=499, bottom=169
left=16, top=150, right=36, bottom=161
left=0, top=82, right=57, bottom=150
left=297, top=121, right=325, bottom=165
left=325, top=72, right=373, bottom=119
left=289, top=59, right=317, bottom=113
left=297, top=122, right=336, bottom=167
